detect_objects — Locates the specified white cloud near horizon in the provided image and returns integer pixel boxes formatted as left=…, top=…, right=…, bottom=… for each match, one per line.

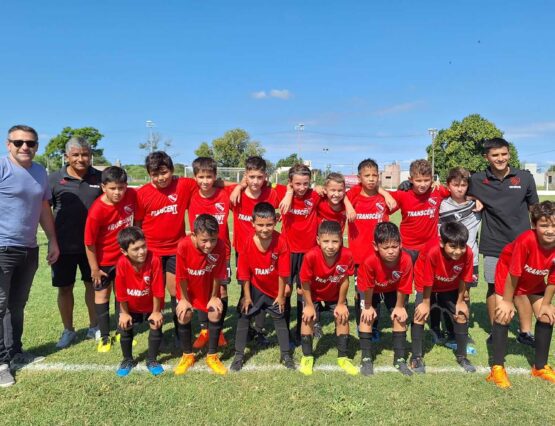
left=251, top=89, right=292, bottom=100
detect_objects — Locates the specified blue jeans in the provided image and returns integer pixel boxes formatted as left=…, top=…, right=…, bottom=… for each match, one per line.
left=0, top=246, right=39, bottom=364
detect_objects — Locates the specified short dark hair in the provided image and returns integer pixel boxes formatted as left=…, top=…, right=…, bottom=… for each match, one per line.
left=288, top=164, right=311, bottom=180
left=245, top=156, right=267, bottom=172
left=530, top=201, right=555, bottom=225
left=374, top=222, right=401, bottom=245
left=118, top=226, right=145, bottom=251
left=8, top=124, right=38, bottom=141
left=145, top=151, right=174, bottom=174
left=483, top=138, right=509, bottom=155
left=439, top=222, right=469, bottom=248
left=193, top=214, right=219, bottom=235
left=358, top=158, right=378, bottom=173
left=409, top=159, right=432, bottom=177
left=446, top=167, right=471, bottom=184
left=253, top=202, right=276, bottom=221
left=318, top=220, right=342, bottom=237
left=101, top=166, right=127, bottom=185
left=192, top=157, right=217, bottom=176
left=325, top=172, right=345, bottom=187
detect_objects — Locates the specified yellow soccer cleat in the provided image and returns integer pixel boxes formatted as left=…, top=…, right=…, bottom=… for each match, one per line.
left=193, top=329, right=209, bottom=349
left=206, top=354, right=227, bottom=375
left=174, top=354, right=196, bottom=376
left=486, top=365, right=512, bottom=389
left=337, top=357, right=359, bottom=376
left=299, top=356, right=314, bottom=376
left=531, top=365, right=555, bottom=384
left=97, top=337, right=112, bottom=353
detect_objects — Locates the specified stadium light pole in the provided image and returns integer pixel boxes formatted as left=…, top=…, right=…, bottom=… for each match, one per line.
left=295, top=123, right=305, bottom=161
left=428, top=128, right=438, bottom=180
left=323, top=147, right=330, bottom=171
left=146, top=120, right=156, bottom=153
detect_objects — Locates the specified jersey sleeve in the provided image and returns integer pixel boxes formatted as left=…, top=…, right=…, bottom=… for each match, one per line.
left=175, top=239, right=188, bottom=284
left=347, top=184, right=362, bottom=199
left=214, top=242, right=227, bottom=280
left=416, top=251, right=434, bottom=288
left=436, top=185, right=451, bottom=199
left=83, top=206, right=101, bottom=246
left=508, top=235, right=530, bottom=277
left=356, top=259, right=373, bottom=292
left=151, top=255, right=165, bottom=299
left=278, top=238, right=291, bottom=278
left=346, top=251, right=355, bottom=276
left=299, top=250, right=314, bottom=283
left=236, top=244, right=251, bottom=281
left=135, top=186, right=147, bottom=221
left=547, top=267, right=555, bottom=286
left=115, top=257, right=128, bottom=303
left=398, top=254, right=414, bottom=295
left=223, top=184, right=239, bottom=196
left=273, top=183, right=289, bottom=202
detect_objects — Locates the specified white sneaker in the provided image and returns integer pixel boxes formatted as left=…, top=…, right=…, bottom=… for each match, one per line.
left=86, top=326, right=100, bottom=340
left=0, top=364, right=15, bottom=388
left=56, top=329, right=77, bottom=349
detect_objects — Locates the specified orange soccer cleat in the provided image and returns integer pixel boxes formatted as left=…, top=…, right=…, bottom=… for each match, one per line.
left=218, top=331, right=228, bottom=347
left=531, top=365, right=555, bottom=383
left=174, top=353, right=196, bottom=376
left=486, top=365, right=512, bottom=389
left=193, top=329, right=209, bottom=349
left=206, top=354, right=227, bottom=375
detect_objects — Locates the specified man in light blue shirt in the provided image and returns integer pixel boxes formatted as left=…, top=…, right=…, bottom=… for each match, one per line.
left=0, top=124, right=59, bottom=387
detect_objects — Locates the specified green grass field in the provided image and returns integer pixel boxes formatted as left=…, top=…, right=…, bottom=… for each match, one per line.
left=2, top=197, right=555, bottom=425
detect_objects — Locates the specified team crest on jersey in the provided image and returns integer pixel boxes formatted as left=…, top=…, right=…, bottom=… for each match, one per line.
left=453, top=265, right=463, bottom=273
left=215, top=202, right=225, bottom=213
left=376, top=202, right=385, bottom=212
left=124, top=205, right=134, bottom=214
left=336, top=264, right=347, bottom=274
left=304, top=199, right=313, bottom=208
left=143, top=276, right=151, bottom=285
left=207, top=253, right=220, bottom=264
left=168, top=194, right=178, bottom=202
left=428, top=198, right=438, bottom=207
left=271, top=253, right=278, bottom=261
left=510, top=176, right=520, bottom=186
left=392, top=271, right=401, bottom=280
left=482, top=178, right=490, bottom=185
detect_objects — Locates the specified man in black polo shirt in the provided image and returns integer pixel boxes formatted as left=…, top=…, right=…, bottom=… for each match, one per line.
left=468, top=138, right=539, bottom=345
left=49, top=137, right=102, bottom=348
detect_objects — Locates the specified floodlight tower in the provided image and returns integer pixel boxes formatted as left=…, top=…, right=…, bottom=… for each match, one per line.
left=146, top=120, right=156, bottom=153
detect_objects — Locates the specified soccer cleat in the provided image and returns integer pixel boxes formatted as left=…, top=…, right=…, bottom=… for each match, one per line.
left=394, top=358, right=413, bottom=376
left=146, top=361, right=164, bottom=376
left=86, top=326, right=100, bottom=340
left=531, top=365, right=555, bottom=383
left=97, top=336, right=112, bottom=353
left=56, top=329, right=77, bottom=349
left=337, top=357, right=359, bottom=376
left=486, top=365, right=512, bottom=389
left=116, top=359, right=135, bottom=377
left=229, top=355, right=244, bottom=372
left=516, top=331, right=535, bottom=347
left=457, top=356, right=476, bottom=373
left=174, top=354, right=196, bottom=376
left=313, top=322, right=323, bottom=339
left=360, top=357, right=374, bottom=376
left=206, top=354, right=227, bottom=375
left=410, top=356, right=426, bottom=374
left=280, top=354, right=296, bottom=370
left=218, top=331, right=228, bottom=347
left=299, top=356, right=314, bottom=376
left=193, top=329, right=209, bottom=349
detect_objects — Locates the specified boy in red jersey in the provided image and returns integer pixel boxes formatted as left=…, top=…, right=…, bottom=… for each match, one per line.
left=357, top=222, right=413, bottom=376
left=411, top=222, right=476, bottom=373
left=298, top=221, right=357, bottom=376
left=487, top=201, right=555, bottom=389
left=230, top=202, right=295, bottom=371
left=316, top=172, right=356, bottom=233
left=135, top=151, right=198, bottom=344
left=84, top=166, right=137, bottom=352
left=187, top=157, right=234, bottom=349
left=174, top=214, right=228, bottom=375
left=115, top=227, right=165, bottom=377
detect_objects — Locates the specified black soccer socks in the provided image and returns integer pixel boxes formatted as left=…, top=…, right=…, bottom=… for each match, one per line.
left=491, top=322, right=509, bottom=366
left=178, top=322, right=193, bottom=354
left=119, top=327, right=133, bottom=359
left=453, top=321, right=468, bottom=358
left=337, top=334, right=349, bottom=358
left=359, top=332, right=373, bottom=359
left=95, top=302, right=110, bottom=339
left=208, top=320, right=221, bottom=355
left=392, top=331, right=407, bottom=362
left=148, top=328, right=163, bottom=363
left=534, top=321, right=553, bottom=370
left=301, top=334, right=313, bottom=356
left=411, top=323, right=424, bottom=358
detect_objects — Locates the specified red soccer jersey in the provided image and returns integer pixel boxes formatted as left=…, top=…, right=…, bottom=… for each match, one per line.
left=115, top=251, right=165, bottom=314
left=281, top=188, right=321, bottom=253
left=300, top=246, right=354, bottom=302
left=84, top=189, right=137, bottom=266
left=357, top=250, right=413, bottom=294
left=347, top=190, right=390, bottom=265
left=237, top=231, right=290, bottom=299
left=231, top=186, right=281, bottom=255
left=495, top=230, right=555, bottom=296
left=135, top=177, right=197, bottom=256
left=188, top=186, right=234, bottom=259
left=414, top=240, right=474, bottom=293
left=390, top=186, right=450, bottom=252
left=175, top=236, right=227, bottom=312
left=317, top=199, right=347, bottom=233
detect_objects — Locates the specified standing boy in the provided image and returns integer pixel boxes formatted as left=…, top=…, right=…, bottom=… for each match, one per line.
left=115, top=227, right=165, bottom=377
left=298, top=221, right=357, bottom=376
left=174, top=214, right=227, bottom=375
left=487, top=201, right=555, bottom=389
left=84, top=166, right=137, bottom=352
left=357, top=222, right=414, bottom=376
left=411, top=222, right=476, bottom=373
left=230, top=202, right=295, bottom=371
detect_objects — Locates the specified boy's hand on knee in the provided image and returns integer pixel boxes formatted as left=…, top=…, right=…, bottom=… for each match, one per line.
left=538, top=304, right=555, bottom=325
left=148, top=311, right=163, bottom=328
left=391, top=307, right=408, bottom=323
left=303, top=305, right=316, bottom=323
left=334, top=304, right=349, bottom=324
left=361, top=306, right=377, bottom=324
left=273, top=295, right=285, bottom=313
left=119, top=313, right=132, bottom=329
left=91, top=268, right=108, bottom=288
left=207, top=296, right=223, bottom=313
left=455, top=302, right=469, bottom=322
left=241, top=297, right=253, bottom=314
left=176, top=299, right=193, bottom=321
left=414, top=303, right=430, bottom=322
left=495, top=300, right=515, bottom=324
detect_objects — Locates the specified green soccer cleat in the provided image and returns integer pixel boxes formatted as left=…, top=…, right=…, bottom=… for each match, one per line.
left=299, top=356, right=314, bottom=376
left=337, top=357, right=359, bottom=376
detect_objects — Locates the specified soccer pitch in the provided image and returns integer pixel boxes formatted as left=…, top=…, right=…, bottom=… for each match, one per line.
left=2, top=204, right=555, bottom=425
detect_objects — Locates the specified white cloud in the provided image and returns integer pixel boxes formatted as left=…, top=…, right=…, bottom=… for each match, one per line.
left=251, top=89, right=292, bottom=100
left=251, top=91, right=267, bottom=99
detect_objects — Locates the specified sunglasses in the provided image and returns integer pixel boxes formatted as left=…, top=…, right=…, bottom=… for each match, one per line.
left=8, top=139, right=38, bottom=148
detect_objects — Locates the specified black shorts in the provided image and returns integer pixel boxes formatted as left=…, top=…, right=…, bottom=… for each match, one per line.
left=160, top=255, right=176, bottom=275
left=51, top=253, right=92, bottom=287
left=95, top=265, right=116, bottom=291
left=290, top=252, right=305, bottom=288
left=126, top=311, right=151, bottom=325
left=304, top=299, right=346, bottom=313
left=404, top=248, right=420, bottom=265
left=414, top=289, right=459, bottom=319
left=358, top=291, right=400, bottom=313
left=242, top=284, right=284, bottom=319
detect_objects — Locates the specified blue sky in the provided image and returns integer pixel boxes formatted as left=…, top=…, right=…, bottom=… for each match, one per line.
left=2, top=0, right=554, bottom=171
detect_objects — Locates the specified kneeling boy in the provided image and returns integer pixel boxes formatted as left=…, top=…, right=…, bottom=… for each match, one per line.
left=115, top=227, right=165, bottom=376
left=230, top=202, right=295, bottom=371
left=357, top=222, right=414, bottom=376
left=174, top=214, right=227, bottom=375
left=488, top=201, right=555, bottom=389
left=411, top=222, right=476, bottom=373
left=298, top=220, right=357, bottom=375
